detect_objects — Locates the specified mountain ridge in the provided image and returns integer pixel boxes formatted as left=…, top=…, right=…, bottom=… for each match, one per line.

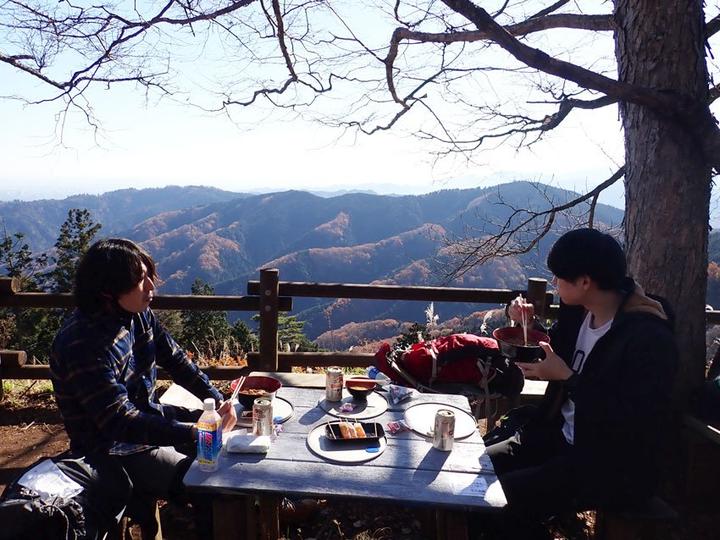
left=2, top=182, right=624, bottom=338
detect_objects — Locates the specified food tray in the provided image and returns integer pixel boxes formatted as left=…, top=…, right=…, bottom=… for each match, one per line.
left=307, top=423, right=387, bottom=463
left=324, top=422, right=384, bottom=443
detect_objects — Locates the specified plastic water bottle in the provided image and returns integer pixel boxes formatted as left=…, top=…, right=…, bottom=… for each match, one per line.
left=196, top=398, right=222, bottom=472
left=366, top=366, right=392, bottom=385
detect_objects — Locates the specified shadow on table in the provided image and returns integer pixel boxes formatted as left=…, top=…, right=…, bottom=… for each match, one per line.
left=412, top=446, right=450, bottom=485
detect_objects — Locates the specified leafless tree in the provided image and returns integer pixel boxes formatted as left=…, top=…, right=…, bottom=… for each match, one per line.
left=2, top=0, right=719, bottom=403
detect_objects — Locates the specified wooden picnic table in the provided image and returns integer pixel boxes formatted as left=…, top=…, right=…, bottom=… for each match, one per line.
left=182, top=385, right=506, bottom=540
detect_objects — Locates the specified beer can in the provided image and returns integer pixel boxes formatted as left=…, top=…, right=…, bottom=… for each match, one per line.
left=432, top=409, right=455, bottom=451
left=253, top=398, right=273, bottom=436
left=325, top=366, right=344, bottom=402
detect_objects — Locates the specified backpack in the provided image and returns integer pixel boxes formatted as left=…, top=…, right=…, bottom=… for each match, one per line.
left=0, top=455, right=86, bottom=540
left=374, top=333, right=524, bottom=399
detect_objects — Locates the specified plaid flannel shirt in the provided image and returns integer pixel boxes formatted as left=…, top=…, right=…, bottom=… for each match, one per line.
left=50, top=307, right=223, bottom=456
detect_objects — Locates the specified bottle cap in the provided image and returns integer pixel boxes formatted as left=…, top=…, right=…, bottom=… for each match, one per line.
left=203, top=398, right=215, bottom=411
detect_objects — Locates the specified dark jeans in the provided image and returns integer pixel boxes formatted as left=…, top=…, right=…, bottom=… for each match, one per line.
left=486, top=422, right=577, bottom=516
left=57, top=405, right=203, bottom=539
left=695, top=376, right=720, bottom=425
left=55, top=453, right=132, bottom=540
left=474, top=422, right=584, bottom=540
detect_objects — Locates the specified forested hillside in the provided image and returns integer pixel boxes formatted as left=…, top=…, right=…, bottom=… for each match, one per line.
left=2, top=182, right=624, bottom=339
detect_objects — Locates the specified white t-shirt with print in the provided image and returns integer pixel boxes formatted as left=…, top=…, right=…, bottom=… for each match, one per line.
left=561, top=311, right=613, bottom=444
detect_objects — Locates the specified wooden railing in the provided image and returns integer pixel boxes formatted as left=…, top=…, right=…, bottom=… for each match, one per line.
left=0, top=270, right=550, bottom=394
left=3, top=268, right=718, bottom=394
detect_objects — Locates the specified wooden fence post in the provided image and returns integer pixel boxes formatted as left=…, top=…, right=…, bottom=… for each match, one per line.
left=0, top=351, right=27, bottom=401
left=526, top=278, right=548, bottom=318
left=258, top=268, right=280, bottom=372
left=0, top=277, right=21, bottom=296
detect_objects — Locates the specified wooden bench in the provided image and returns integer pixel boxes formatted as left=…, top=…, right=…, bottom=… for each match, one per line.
left=683, top=414, right=720, bottom=501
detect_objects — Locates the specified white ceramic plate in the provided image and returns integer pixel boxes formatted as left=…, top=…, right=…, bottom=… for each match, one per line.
left=403, top=402, right=478, bottom=440
left=306, top=423, right=387, bottom=463
left=271, top=396, right=294, bottom=424
left=318, top=390, right=388, bottom=420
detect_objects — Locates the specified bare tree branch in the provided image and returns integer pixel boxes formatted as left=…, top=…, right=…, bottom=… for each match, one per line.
left=0, top=52, right=64, bottom=90
left=271, top=0, right=298, bottom=81
left=533, top=94, right=617, bottom=131
left=438, top=0, right=720, bottom=173
left=444, top=166, right=626, bottom=278
left=414, top=93, right=617, bottom=154
left=3, top=0, right=718, bottom=175
left=492, top=0, right=511, bottom=19
left=708, top=14, right=720, bottom=38
left=530, top=1, right=571, bottom=20
left=588, top=193, right=599, bottom=229
left=0, top=0, right=256, bottom=93
left=710, top=85, right=720, bottom=104
left=388, top=13, right=613, bottom=49
left=384, top=12, right=612, bottom=106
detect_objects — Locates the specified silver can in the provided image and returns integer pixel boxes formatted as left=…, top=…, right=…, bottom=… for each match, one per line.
left=325, top=367, right=344, bottom=402
left=432, top=409, right=455, bottom=451
left=252, top=398, right=273, bottom=436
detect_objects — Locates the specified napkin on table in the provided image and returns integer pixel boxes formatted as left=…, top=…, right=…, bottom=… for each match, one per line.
left=226, top=432, right=271, bottom=454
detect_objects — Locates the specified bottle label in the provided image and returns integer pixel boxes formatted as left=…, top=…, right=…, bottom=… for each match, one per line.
left=197, top=419, right=222, bottom=465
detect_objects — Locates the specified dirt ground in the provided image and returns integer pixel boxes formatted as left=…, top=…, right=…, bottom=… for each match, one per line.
left=1, top=382, right=719, bottom=539
left=0, top=383, right=69, bottom=491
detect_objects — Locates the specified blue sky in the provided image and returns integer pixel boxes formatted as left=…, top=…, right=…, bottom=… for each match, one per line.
left=0, top=67, right=627, bottom=206
left=0, top=0, right=647, bottom=210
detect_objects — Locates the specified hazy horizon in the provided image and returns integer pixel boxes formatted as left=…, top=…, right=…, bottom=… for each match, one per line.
left=0, top=178, right=628, bottom=211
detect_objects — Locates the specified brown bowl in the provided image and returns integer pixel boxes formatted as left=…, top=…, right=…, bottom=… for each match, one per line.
left=231, top=375, right=282, bottom=408
left=493, top=326, right=550, bottom=363
left=345, top=377, right=378, bottom=400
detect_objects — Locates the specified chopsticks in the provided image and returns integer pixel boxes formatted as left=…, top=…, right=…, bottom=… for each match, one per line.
left=519, top=294, right=529, bottom=346
left=230, top=375, right=245, bottom=404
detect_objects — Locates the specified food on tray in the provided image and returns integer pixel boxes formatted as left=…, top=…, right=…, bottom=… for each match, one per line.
left=325, top=421, right=384, bottom=442
left=353, top=423, right=367, bottom=438
left=242, top=388, right=269, bottom=396
left=338, top=421, right=357, bottom=439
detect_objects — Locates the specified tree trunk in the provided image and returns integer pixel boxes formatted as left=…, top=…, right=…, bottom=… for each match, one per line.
left=614, top=0, right=711, bottom=406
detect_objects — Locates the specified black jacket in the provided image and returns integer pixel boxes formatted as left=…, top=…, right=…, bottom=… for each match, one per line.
left=535, top=278, right=678, bottom=504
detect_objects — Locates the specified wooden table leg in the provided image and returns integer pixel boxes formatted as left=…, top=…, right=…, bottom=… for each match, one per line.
left=213, top=495, right=253, bottom=540
left=435, top=509, right=468, bottom=540
left=257, top=494, right=280, bottom=540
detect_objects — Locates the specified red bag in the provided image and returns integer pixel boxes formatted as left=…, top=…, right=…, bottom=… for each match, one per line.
left=374, top=333, right=522, bottom=398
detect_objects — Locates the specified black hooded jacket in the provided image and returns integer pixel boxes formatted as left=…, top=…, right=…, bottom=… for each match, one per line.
left=535, top=278, right=678, bottom=504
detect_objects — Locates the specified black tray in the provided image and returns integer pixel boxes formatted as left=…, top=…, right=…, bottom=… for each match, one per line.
left=325, top=421, right=384, bottom=443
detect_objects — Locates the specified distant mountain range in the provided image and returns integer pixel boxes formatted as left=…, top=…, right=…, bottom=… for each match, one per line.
left=0, top=186, right=249, bottom=252
left=1, top=182, right=624, bottom=340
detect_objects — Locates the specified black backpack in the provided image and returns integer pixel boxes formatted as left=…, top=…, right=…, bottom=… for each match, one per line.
left=0, top=455, right=86, bottom=540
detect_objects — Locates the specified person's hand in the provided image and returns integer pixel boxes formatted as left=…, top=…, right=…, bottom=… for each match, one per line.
left=516, top=341, right=573, bottom=381
left=218, top=399, right=237, bottom=433
left=508, top=297, right=535, bottom=324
